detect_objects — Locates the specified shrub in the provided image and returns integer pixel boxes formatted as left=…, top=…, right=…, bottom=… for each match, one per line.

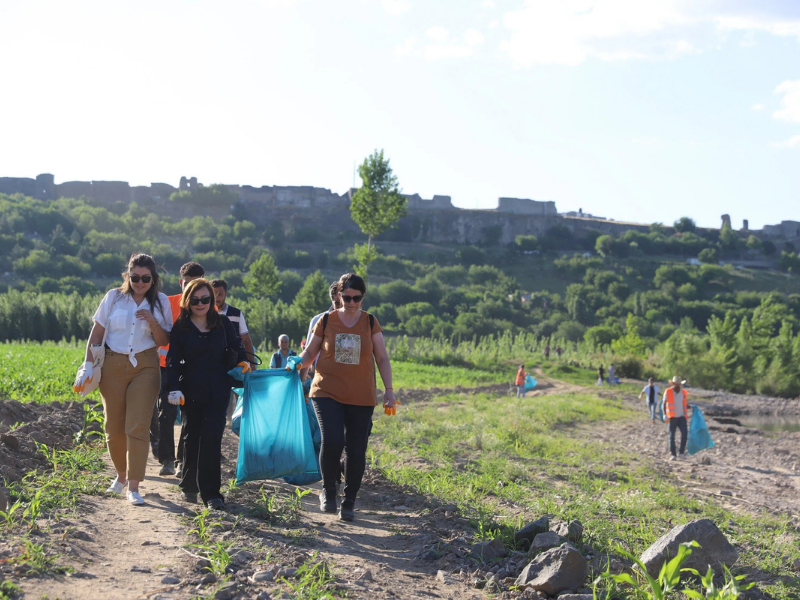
left=615, top=356, right=644, bottom=379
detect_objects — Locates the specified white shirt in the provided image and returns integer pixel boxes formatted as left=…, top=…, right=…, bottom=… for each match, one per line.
left=641, top=384, right=660, bottom=404
left=219, top=304, right=248, bottom=335
left=93, top=290, right=172, bottom=366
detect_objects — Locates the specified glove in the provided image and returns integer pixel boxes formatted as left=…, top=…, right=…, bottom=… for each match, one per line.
left=73, top=362, right=95, bottom=394
left=237, top=361, right=252, bottom=375
left=384, top=400, right=401, bottom=416
left=168, top=391, right=185, bottom=406
left=285, top=355, right=303, bottom=371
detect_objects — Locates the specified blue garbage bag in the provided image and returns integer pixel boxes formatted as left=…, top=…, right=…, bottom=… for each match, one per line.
left=231, top=391, right=244, bottom=436
left=231, top=367, right=321, bottom=484
left=687, top=405, right=715, bottom=455
left=524, top=375, right=537, bottom=392
left=283, top=399, right=322, bottom=485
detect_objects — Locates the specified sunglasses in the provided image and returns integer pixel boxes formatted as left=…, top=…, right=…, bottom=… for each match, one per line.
left=189, top=296, right=213, bottom=306
left=341, top=294, right=363, bottom=303
left=129, top=274, right=152, bottom=283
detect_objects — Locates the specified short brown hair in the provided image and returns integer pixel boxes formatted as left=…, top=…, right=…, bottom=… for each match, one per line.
left=211, top=279, right=228, bottom=292
left=180, top=262, right=205, bottom=278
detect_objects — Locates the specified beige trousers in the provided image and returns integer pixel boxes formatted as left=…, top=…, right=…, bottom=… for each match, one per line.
left=98, top=347, right=160, bottom=481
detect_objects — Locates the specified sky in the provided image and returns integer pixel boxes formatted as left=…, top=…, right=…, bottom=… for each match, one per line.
left=0, top=0, right=798, bottom=229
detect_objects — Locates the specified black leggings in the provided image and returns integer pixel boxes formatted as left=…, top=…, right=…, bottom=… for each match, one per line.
left=312, top=397, right=374, bottom=502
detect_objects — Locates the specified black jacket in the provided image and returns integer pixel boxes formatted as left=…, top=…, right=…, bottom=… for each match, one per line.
left=166, top=316, right=246, bottom=405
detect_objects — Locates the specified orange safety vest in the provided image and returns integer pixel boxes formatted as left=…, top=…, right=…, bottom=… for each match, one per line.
left=664, top=387, right=688, bottom=419
left=158, top=294, right=183, bottom=368
left=515, top=369, right=526, bottom=386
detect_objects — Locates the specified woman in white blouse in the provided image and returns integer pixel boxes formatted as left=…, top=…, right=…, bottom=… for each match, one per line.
left=74, top=254, right=172, bottom=505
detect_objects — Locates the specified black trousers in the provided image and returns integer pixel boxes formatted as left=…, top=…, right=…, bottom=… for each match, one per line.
left=312, top=397, right=374, bottom=503
left=669, top=416, right=688, bottom=456
left=157, top=367, right=183, bottom=464
left=179, top=398, right=229, bottom=502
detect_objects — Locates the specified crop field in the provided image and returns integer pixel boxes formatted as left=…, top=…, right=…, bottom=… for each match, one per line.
left=0, top=342, right=508, bottom=404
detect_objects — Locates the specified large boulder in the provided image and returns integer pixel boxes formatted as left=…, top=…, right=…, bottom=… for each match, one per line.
left=640, top=519, right=738, bottom=578
left=515, top=543, right=588, bottom=595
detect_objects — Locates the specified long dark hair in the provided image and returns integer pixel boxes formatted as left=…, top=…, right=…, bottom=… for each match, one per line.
left=119, top=253, right=163, bottom=318
left=177, top=278, right=223, bottom=329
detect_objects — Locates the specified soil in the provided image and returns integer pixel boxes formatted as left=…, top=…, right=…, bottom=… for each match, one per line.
left=1, top=375, right=798, bottom=600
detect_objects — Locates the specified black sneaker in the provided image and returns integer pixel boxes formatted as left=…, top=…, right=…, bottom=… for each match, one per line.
left=180, top=491, right=198, bottom=503
left=339, top=499, right=355, bottom=522
left=206, top=498, right=226, bottom=511
left=319, top=489, right=337, bottom=513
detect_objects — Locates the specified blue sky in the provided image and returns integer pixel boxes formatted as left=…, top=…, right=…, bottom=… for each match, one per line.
left=0, top=0, right=798, bottom=229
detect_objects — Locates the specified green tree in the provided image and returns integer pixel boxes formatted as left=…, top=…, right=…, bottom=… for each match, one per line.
left=698, top=247, right=719, bottom=264
left=244, top=253, right=281, bottom=298
left=349, top=149, right=407, bottom=274
left=293, top=271, right=330, bottom=324
left=674, top=217, right=696, bottom=233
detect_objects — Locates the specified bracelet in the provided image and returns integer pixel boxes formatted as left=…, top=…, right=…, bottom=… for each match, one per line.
left=385, top=387, right=393, bottom=390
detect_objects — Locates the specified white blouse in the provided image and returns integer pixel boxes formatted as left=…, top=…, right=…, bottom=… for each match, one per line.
left=93, top=290, right=173, bottom=366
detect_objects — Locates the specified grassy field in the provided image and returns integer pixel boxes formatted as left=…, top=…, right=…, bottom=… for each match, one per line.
left=0, top=342, right=509, bottom=403
left=370, top=388, right=800, bottom=599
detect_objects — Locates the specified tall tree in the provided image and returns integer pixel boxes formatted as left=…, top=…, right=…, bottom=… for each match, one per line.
left=349, top=149, right=407, bottom=274
left=244, top=253, right=281, bottom=298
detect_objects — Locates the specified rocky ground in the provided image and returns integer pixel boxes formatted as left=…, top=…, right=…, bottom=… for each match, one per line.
left=0, top=376, right=798, bottom=600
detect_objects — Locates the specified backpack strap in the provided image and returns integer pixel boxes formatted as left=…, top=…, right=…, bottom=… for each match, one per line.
left=369, top=313, right=374, bottom=331
left=322, top=311, right=373, bottom=336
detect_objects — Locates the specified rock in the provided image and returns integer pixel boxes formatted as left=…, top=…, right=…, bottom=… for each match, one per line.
left=0, top=487, right=8, bottom=512
left=469, top=538, right=507, bottom=563
left=276, top=567, right=298, bottom=579
left=556, top=520, right=583, bottom=543
left=70, top=530, right=93, bottom=541
left=436, top=570, right=456, bottom=584
left=515, top=543, right=588, bottom=595
left=531, top=532, right=562, bottom=553
left=255, top=592, right=272, bottom=600
left=66, top=572, right=96, bottom=579
left=0, top=434, right=19, bottom=450
left=196, top=558, right=211, bottom=571
left=130, top=566, right=152, bottom=573
left=214, top=582, right=238, bottom=600
left=231, top=550, right=254, bottom=565
left=515, top=517, right=549, bottom=545
left=639, top=519, right=738, bottom=578
left=355, top=569, right=374, bottom=582
left=251, top=569, right=275, bottom=583
left=472, top=577, right=486, bottom=589
left=161, top=576, right=181, bottom=584
left=141, top=540, right=160, bottom=546
left=420, top=549, right=441, bottom=561
left=557, top=595, right=593, bottom=600
left=201, top=572, right=217, bottom=584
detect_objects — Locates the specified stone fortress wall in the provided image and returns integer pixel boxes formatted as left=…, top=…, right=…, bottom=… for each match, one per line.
left=1, top=173, right=796, bottom=247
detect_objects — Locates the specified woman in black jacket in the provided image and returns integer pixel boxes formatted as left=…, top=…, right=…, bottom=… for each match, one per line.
left=166, top=278, right=249, bottom=509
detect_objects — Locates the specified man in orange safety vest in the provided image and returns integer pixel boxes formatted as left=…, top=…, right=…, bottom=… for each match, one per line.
left=662, top=375, right=691, bottom=461
left=515, top=364, right=527, bottom=398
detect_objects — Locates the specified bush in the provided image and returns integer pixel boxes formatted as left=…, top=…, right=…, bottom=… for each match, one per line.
left=456, top=246, right=484, bottom=266
left=614, top=356, right=644, bottom=379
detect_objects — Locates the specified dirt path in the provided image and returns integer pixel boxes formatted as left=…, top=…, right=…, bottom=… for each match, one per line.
left=3, top=374, right=800, bottom=599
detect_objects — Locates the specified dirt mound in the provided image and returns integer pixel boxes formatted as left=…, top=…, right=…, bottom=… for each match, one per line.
left=0, top=399, right=91, bottom=483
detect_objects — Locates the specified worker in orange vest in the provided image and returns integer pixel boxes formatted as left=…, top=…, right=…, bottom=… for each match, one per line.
left=153, top=262, right=206, bottom=476
left=662, top=375, right=691, bottom=461
left=515, top=364, right=527, bottom=398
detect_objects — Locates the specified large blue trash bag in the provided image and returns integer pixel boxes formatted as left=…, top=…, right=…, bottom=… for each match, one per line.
left=283, top=399, right=322, bottom=485
left=230, top=366, right=320, bottom=484
left=524, top=375, right=537, bottom=392
left=687, top=404, right=715, bottom=455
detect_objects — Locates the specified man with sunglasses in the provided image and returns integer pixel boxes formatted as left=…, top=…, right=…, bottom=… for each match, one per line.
left=154, top=262, right=206, bottom=477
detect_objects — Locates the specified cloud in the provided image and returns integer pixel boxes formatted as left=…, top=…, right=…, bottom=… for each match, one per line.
left=397, top=27, right=486, bottom=59
left=499, top=0, right=800, bottom=67
left=630, top=137, right=661, bottom=147
left=381, top=0, right=412, bottom=16
left=774, top=80, right=800, bottom=124
left=752, top=104, right=764, bottom=111
left=771, top=134, right=800, bottom=149
left=481, top=0, right=496, bottom=7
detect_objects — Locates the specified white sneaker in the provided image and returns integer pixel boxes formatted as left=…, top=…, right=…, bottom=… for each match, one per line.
left=669, top=455, right=677, bottom=462
left=105, top=477, right=127, bottom=494
left=127, top=491, right=145, bottom=506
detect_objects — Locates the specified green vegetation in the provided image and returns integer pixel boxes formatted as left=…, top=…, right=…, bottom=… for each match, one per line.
left=369, top=389, right=800, bottom=600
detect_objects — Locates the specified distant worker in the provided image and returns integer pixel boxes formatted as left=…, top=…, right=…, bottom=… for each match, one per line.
left=544, top=344, right=550, bottom=360
left=597, top=365, right=605, bottom=386
left=663, top=376, right=691, bottom=461
left=515, top=364, right=527, bottom=398
left=270, top=334, right=297, bottom=369
left=555, top=346, right=563, bottom=359
left=638, top=377, right=660, bottom=424
left=608, top=363, right=616, bottom=385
